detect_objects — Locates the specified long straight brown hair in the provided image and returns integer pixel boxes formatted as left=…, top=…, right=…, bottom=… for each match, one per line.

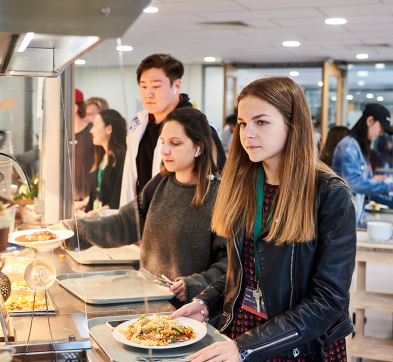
left=160, top=107, right=218, bottom=207
left=212, top=76, right=336, bottom=245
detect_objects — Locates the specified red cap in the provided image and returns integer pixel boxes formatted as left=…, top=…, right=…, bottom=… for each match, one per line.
left=75, top=88, right=84, bottom=103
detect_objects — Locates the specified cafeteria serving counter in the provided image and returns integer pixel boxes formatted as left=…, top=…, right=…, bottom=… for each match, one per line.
left=7, top=248, right=176, bottom=362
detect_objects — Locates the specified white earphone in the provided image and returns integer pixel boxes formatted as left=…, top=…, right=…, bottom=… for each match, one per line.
left=173, top=88, right=178, bottom=95
left=195, top=146, right=201, bottom=158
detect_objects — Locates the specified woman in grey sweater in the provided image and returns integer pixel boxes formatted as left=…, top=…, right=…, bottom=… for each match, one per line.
left=52, top=108, right=227, bottom=304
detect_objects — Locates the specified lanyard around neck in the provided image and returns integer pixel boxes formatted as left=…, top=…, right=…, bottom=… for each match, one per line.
left=96, top=158, right=106, bottom=197
left=253, top=165, right=273, bottom=279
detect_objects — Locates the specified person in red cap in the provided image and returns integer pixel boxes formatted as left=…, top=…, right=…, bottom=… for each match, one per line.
left=74, top=88, right=95, bottom=209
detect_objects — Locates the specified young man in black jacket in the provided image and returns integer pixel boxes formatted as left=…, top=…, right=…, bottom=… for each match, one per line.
left=119, top=54, right=226, bottom=206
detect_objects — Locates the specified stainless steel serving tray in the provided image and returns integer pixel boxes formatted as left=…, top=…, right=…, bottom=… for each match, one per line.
left=66, top=245, right=140, bottom=264
left=88, top=313, right=230, bottom=362
left=57, top=270, right=175, bottom=305
left=6, top=290, right=57, bottom=316
left=2, top=256, right=34, bottom=275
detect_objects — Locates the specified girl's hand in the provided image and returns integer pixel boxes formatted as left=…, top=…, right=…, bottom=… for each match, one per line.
left=48, top=223, right=67, bottom=230
left=74, top=196, right=89, bottom=210
left=170, top=301, right=208, bottom=323
left=169, top=280, right=186, bottom=301
left=187, top=341, right=241, bottom=362
left=85, top=209, right=99, bottom=217
left=373, top=174, right=387, bottom=182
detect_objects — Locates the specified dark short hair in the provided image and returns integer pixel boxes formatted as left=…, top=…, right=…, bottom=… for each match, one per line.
left=76, top=102, right=86, bottom=118
left=136, top=54, right=184, bottom=85
left=226, top=114, right=237, bottom=126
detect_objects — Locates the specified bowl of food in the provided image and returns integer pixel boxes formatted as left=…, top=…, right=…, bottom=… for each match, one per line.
left=99, top=209, right=119, bottom=217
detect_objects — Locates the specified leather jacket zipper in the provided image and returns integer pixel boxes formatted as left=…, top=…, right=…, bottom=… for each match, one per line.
left=290, top=244, right=295, bottom=309
left=221, top=232, right=244, bottom=332
left=239, top=331, right=299, bottom=360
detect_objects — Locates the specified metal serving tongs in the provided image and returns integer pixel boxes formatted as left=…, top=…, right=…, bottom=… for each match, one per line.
left=0, top=150, right=32, bottom=193
left=23, top=260, right=57, bottom=362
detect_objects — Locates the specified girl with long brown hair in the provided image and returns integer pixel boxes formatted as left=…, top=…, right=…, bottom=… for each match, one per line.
left=172, top=76, right=356, bottom=362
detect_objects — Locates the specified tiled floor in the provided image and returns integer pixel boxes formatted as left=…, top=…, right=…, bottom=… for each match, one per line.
left=351, top=261, right=393, bottom=362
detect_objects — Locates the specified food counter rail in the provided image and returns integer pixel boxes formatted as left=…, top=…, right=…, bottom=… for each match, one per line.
left=6, top=248, right=176, bottom=362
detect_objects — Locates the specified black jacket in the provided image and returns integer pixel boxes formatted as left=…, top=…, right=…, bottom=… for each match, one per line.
left=86, top=151, right=126, bottom=212
left=196, top=174, right=356, bottom=361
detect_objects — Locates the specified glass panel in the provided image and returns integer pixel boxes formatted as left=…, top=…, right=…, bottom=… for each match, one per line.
left=328, top=75, right=338, bottom=128
left=0, top=72, right=91, bottom=348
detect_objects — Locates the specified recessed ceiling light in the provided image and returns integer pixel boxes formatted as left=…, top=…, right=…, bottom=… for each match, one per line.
left=325, top=18, right=347, bottom=25
left=143, top=7, right=158, bottom=13
left=356, top=92, right=361, bottom=95
left=282, top=41, right=300, bottom=47
left=347, top=64, right=354, bottom=69
left=357, top=71, right=369, bottom=77
left=204, top=57, right=216, bottom=62
left=356, top=53, right=369, bottom=59
left=346, top=95, right=354, bottom=100
left=358, top=80, right=365, bottom=86
left=289, top=71, right=299, bottom=76
left=18, top=32, right=34, bottom=53
left=116, top=45, right=133, bottom=52
left=318, top=81, right=323, bottom=87
left=75, top=59, right=86, bottom=65
left=377, top=96, right=384, bottom=101
left=366, top=93, right=374, bottom=99
left=331, top=96, right=337, bottom=101
left=375, top=63, right=385, bottom=69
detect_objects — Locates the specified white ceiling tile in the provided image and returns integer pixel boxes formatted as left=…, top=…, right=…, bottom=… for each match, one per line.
left=238, top=0, right=381, bottom=10
left=148, top=1, right=246, bottom=14
left=318, top=4, right=393, bottom=17
left=198, top=8, right=323, bottom=22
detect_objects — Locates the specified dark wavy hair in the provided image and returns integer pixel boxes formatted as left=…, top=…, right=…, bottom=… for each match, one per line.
left=160, top=108, right=218, bottom=207
left=91, top=109, right=126, bottom=172
left=320, top=126, right=350, bottom=166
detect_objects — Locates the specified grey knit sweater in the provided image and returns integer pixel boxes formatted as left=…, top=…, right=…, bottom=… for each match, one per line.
left=62, top=175, right=228, bottom=303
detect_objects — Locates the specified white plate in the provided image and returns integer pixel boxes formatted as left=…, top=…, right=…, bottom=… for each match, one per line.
left=9, top=229, right=74, bottom=248
left=99, top=209, right=119, bottom=217
left=113, top=316, right=207, bottom=349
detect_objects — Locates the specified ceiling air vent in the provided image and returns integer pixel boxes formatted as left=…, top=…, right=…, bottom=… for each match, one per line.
left=196, top=21, right=250, bottom=30
left=348, top=43, right=391, bottom=49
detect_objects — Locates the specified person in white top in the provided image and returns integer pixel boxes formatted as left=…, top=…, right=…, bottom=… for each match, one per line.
left=119, top=54, right=226, bottom=207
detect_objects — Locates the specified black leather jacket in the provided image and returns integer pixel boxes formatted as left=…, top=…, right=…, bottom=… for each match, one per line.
left=196, top=175, right=357, bottom=361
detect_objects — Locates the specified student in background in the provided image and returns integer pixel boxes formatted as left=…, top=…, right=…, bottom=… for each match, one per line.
left=319, top=126, right=349, bottom=167
left=85, top=97, right=109, bottom=124
left=119, top=54, right=226, bottom=207
left=332, top=103, right=393, bottom=224
left=74, top=89, right=95, bottom=208
left=84, top=110, right=127, bottom=215
left=221, top=114, right=237, bottom=156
